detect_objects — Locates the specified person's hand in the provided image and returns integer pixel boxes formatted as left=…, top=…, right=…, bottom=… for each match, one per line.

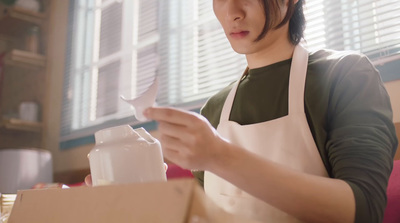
left=84, top=163, right=169, bottom=186
left=84, top=174, right=92, bottom=186
left=144, top=107, right=228, bottom=171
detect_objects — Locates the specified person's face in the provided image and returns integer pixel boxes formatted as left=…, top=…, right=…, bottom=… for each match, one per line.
left=213, top=0, right=288, bottom=55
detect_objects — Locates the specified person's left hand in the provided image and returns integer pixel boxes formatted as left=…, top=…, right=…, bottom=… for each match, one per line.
left=144, top=107, right=227, bottom=171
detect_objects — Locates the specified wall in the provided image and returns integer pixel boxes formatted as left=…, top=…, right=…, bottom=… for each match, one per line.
left=44, top=0, right=89, bottom=174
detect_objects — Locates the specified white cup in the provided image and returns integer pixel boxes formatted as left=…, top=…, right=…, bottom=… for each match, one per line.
left=19, top=101, right=39, bottom=122
left=88, top=125, right=167, bottom=186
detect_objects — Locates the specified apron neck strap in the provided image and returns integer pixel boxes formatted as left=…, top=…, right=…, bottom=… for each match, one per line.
left=219, top=68, right=246, bottom=121
left=219, top=44, right=309, bottom=122
left=288, top=44, right=309, bottom=115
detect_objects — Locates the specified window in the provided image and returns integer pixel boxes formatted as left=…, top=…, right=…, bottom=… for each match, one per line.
left=304, top=0, right=400, bottom=62
left=61, top=0, right=400, bottom=146
left=62, top=0, right=164, bottom=141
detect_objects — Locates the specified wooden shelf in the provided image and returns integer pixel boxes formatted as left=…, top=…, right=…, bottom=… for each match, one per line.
left=0, top=2, right=49, bottom=149
left=0, top=34, right=14, bottom=52
left=0, top=5, right=45, bottom=36
left=4, top=49, right=46, bottom=70
left=1, top=117, right=42, bottom=132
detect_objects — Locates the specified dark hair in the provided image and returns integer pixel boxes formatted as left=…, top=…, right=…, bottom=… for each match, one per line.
left=256, top=0, right=306, bottom=45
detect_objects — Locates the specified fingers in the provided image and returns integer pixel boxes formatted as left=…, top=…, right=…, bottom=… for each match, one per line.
left=158, top=121, right=186, bottom=136
left=160, top=134, right=184, bottom=150
left=160, top=135, right=187, bottom=162
left=144, top=107, right=199, bottom=126
left=145, top=107, right=200, bottom=147
left=164, top=163, right=168, bottom=171
left=158, top=121, right=194, bottom=142
left=162, top=146, right=181, bottom=165
left=143, top=106, right=217, bottom=170
left=84, top=174, right=92, bottom=186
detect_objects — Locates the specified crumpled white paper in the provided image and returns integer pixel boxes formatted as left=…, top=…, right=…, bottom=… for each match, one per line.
left=120, top=77, right=158, bottom=122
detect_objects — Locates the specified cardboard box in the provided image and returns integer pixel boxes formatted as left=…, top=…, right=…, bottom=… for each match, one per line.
left=8, top=179, right=261, bottom=223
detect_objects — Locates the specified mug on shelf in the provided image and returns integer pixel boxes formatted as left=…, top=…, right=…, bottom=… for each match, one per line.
left=18, top=101, right=39, bottom=122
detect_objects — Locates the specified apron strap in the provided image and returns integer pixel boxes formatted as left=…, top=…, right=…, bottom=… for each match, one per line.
left=219, top=44, right=309, bottom=122
left=220, top=68, right=248, bottom=121
left=288, top=44, right=309, bottom=115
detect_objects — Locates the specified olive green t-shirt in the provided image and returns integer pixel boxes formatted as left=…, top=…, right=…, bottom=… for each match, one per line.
left=194, top=49, right=398, bottom=223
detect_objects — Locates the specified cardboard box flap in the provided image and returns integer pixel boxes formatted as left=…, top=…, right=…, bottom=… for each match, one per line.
left=9, top=179, right=197, bottom=223
left=187, top=185, right=262, bottom=223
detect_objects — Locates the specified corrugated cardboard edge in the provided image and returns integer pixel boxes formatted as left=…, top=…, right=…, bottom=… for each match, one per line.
left=8, top=179, right=196, bottom=223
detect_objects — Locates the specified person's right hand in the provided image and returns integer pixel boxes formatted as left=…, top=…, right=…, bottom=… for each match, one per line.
left=144, top=107, right=228, bottom=171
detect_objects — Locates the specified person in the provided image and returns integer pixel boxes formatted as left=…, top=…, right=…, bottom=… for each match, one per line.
left=143, top=0, right=398, bottom=222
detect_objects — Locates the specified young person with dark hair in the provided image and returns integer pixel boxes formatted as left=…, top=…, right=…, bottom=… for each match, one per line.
left=144, top=0, right=398, bottom=222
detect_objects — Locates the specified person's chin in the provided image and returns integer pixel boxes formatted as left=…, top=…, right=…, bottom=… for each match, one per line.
left=230, top=44, right=252, bottom=55
left=227, top=37, right=254, bottom=54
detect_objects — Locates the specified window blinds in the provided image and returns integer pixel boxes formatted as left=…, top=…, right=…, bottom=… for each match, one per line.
left=61, top=0, right=400, bottom=143
left=304, top=0, right=400, bottom=64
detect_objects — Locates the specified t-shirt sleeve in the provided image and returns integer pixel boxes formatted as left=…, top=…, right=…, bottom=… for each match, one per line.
left=326, top=54, right=398, bottom=223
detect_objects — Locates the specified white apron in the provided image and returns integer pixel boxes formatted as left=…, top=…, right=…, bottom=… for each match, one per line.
left=204, top=45, right=329, bottom=222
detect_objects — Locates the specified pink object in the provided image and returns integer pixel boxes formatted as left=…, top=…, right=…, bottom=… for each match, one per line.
left=166, top=163, right=193, bottom=179
left=383, top=160, right=400, bottom=223
left=67, top=182, right=86, bottom=187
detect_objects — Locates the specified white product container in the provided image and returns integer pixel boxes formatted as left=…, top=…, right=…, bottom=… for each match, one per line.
left=88, top=125, right=167, bottom=186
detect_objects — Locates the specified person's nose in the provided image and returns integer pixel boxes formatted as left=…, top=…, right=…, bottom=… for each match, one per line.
left=225, top=0, right=245, bottom=22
